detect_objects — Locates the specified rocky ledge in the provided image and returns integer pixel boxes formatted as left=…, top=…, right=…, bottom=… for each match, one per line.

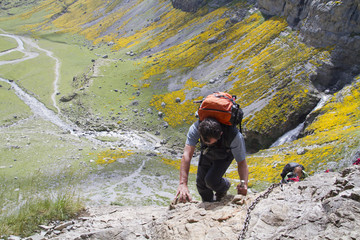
left=23, top=165, right=360, bottom=240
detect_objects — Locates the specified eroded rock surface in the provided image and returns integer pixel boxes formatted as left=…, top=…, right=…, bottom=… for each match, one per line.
left=170, top=0, right=206, bottom=12
left=29, top=166, right=360, bottom=240
left=258, top=0, right=360, bottom=90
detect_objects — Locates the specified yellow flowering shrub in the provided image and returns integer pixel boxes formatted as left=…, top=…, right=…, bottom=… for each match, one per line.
left=92, top=148, right=134, bottom=165
left=150, top=78, right=205, bottom=127
left=307, top=81, right=360, bottom=133
left=245, top=82, right=311, bottom=133
left=161, top=157, right=197, bottom=174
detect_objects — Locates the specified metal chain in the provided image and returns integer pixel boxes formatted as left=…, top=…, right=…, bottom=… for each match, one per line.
left=238, top=182, right=282, bottom=240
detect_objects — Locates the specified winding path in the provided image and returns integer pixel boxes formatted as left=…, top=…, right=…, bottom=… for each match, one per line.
left=0, top=31, right=61, bottom=112
left=0, top=30, right=159, bottom=151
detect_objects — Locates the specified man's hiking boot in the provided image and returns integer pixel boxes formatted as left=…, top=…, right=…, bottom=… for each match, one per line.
left=215, top=178, right=230, bottom=202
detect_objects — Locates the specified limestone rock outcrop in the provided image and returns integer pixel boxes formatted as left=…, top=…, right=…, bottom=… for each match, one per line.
left=171, top=0, right=233, bottom=12
left=33, top=166, right=360, bottom=240
left=258, top=0, right=360, bottom=90
left=172, top=0, right=360, bottom=91
left=170, top=0, right=206, bottom=12
left=245, top=165, right=360, bottom=239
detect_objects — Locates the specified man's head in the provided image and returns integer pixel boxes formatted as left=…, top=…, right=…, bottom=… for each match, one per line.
left=293, top=166, right=303, bottom=179
left=198, top=118, right=223, bottom=145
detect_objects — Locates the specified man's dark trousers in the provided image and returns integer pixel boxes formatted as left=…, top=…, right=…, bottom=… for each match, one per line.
left=196, top=153, right=233, bottom=202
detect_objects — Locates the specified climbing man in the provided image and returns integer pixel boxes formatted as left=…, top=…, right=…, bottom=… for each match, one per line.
left=174, top=117, right=248, bottom=203
left=280, top=162, right=308, bottom=183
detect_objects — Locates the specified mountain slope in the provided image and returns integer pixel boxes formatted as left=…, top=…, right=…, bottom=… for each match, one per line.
left=0, top=0, right=359, bottom=195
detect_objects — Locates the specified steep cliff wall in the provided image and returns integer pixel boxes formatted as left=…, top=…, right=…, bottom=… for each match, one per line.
left=171, top=0, right=237, bottom=12
left=172, top=0, right=360, bottom=90
left=258, top=0, right=360, bottom=90
left=171, top=0, right=207, bottom=12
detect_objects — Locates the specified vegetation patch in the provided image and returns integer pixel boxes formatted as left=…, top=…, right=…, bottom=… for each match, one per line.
left=92, top=148, right=134, bottom=165
left=0, top=192, right=84, bottom=237
left=0, top=35, right=18, bottom=51
left=0, top=82, right=32, bottom=126
left=150, top=78, right=204, bottom=127
left=0, top=50, right=25, bottom=61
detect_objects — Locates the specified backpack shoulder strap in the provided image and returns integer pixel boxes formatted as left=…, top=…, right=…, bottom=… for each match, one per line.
left=221, top=124, right=239, bottom=148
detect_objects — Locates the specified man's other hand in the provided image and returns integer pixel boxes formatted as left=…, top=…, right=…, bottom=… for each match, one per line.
left=237, top=183, right=248, bottom=196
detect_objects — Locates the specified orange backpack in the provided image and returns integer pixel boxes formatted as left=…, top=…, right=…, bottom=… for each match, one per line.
left=196, top=92, right=243, bottom=131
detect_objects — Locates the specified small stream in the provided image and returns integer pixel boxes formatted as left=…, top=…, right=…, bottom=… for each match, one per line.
left=271, top=93, right=331, bottom=148
left=0, top=77, right=76, bottom=133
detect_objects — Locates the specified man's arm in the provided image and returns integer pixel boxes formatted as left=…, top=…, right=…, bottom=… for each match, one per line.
left=175, top=144, right=196, bottom=203
left=229, top=131, right=248, bottom=195
left=237, top=159, right=249, bottom=196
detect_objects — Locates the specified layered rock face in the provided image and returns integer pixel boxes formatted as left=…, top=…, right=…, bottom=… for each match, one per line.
left=38, top=166, right=360, bottom=239
left=171, top=0, right=234, bottom=12
left=153, top=166, right=360, bottom=239
left=258, top=0, right=360, bottom=90
left=173, top=0, right=360, bottom=90
left=170, top=0, right=206, bottom=12
left=245, top=165, right=360, bottom=239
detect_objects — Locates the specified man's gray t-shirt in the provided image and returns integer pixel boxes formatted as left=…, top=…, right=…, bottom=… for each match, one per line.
left=185, top=121, right=246, bottom=162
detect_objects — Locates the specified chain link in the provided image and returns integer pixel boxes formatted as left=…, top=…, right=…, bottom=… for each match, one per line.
left=238, top=182, right=282, bottom=240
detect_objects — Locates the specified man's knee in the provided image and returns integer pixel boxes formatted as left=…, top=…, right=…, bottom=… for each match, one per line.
left=204, top=175, right=221, bottom=190
left=197, top=175, right=216, bottom=190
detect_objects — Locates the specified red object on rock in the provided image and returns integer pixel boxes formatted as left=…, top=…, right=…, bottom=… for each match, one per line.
left=287, top=176, right=300, bottom=182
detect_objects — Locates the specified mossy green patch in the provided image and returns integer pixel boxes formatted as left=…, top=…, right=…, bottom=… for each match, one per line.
left=0, top=81, right=32, bottom=126
left=0, top=49, right=56, bottom=111
left=0, top=35, right=18, bottom=51
left=63, top=58, right=145, bottom=122
left=35, top=36, right=97, bottom=97
left=0, top=50, right=25, bottom=61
